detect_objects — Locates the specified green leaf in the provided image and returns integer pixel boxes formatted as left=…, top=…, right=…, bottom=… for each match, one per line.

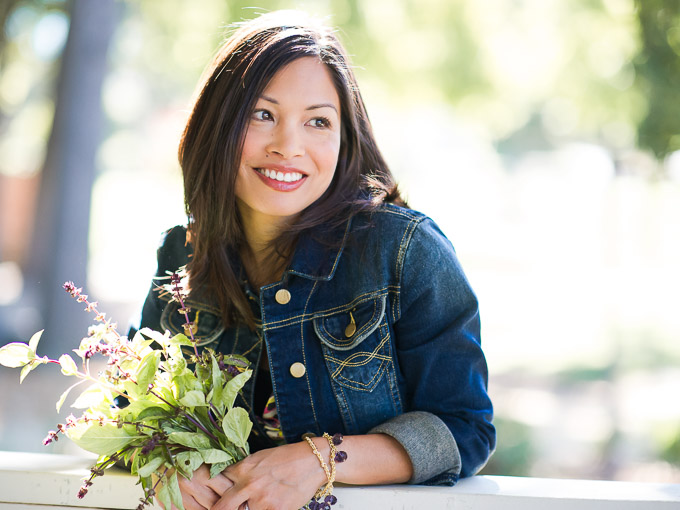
left=123, top=448, right=135, bottom=466
left=58, top=354, right=78, bottom=376
left=0, top=342, right=34, bottom=368
left=200, top=448, right=232, bottom=464
left=136, top=351, right=161, bottom=390
left=129, top=332, right=154, bottom=356
left=28, top=330, right=43, bottom=353
left=71, top=384, right=112, bottom=409
left=66, top=423, right=139, bottom=456
left=137, top=456, right=164, bottom=477
left=167, top=471, right=185, bottom=510
left=56, top=380, right=86, bottom=412
left=139, top=327, right=171, bottom=347
left=222, top=407, right=252, bottom=450
left=178, top=390, right=207, bottom=408
left=219, top=370, right=252, bottom=411
left=169, top=333, right=194, bottom=347
left=173, top=370, right=202, bottom=394
left=19, top=362, right=34, bottom=383
left=122, top=379, right=144, bottom=400
left=157, top=481, right=172, bottom=510
left=136, top=406, right=171, bottom=421
left=210, top=354, right=223, bottom=405
left=168, top=431, right=212, bottom=449
left=221, top=353, right=250, bottom=369
left=209, top=461, right=229, bottom=478
left=175, top=450, right=203, bottom=476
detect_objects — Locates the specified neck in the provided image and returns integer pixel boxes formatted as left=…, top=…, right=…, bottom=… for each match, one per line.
left=238, top=203, right=293, bottom=287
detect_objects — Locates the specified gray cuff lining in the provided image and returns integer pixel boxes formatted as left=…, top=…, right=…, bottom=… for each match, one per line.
left=368, top=411, right=461, bottom=484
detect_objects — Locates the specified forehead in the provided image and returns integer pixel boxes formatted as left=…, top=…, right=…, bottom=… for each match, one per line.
left=261, top=57, right=340, bottom=109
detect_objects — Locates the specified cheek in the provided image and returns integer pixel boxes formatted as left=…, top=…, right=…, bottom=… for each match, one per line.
left=316, top=137, right=341, bottom=177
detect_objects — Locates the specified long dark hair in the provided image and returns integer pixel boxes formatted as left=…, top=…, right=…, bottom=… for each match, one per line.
left=178, top=10, right=405, bottom=329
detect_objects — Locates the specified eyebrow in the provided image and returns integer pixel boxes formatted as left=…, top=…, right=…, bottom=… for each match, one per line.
left=260, top=95, right=338, bottom=114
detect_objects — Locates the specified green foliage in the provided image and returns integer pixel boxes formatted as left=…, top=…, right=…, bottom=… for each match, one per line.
left=0, top=283, right=253, bottom=506
left=480, top=417, right=534, bottom=477
left=635, top=1, right=680, bottom=159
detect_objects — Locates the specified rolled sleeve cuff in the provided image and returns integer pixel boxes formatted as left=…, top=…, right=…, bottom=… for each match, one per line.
left=368, top=411, right=461, bottom=485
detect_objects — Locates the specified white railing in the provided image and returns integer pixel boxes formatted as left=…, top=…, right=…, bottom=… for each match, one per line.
left=1, top=451, right=679, bottom=509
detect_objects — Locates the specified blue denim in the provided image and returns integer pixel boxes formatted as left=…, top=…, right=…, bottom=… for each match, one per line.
left=130, top=204, right=495, bottom=485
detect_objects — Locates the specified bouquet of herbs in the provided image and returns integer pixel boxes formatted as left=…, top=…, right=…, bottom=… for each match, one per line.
left=0, top=273, right=252, bottom=510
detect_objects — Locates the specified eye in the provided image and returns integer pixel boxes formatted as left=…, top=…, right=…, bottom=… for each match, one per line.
left=307, top=116, right=331, bottom=129
left=252, top=109, right=273, bottom=121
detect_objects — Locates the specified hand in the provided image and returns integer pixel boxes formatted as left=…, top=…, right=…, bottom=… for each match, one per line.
left=212, top=441, right=327, bottom=510
left=155, top=464, right=234, bottom=510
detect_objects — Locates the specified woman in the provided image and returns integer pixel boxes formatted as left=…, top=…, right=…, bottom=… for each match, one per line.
left=133, top=10, right=495, bottom=510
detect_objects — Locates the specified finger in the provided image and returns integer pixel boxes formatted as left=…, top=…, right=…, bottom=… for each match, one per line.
left=190, top=486, right=222, bottom=509
left=178, top=477, right=222, bottom=509
left=206, top=472, right=235, bottom=495
left=210, top=486, right=248, bottom=510
left=180, top=493, right=206, bottom=510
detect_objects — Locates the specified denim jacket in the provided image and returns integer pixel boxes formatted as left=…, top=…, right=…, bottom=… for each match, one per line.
left=130, top=204, right=495, bottom=485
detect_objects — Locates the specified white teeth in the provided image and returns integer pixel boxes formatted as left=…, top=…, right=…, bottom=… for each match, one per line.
left=256, top=168, right=303, bottom=182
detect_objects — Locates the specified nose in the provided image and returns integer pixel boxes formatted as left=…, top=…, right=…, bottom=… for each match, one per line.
left=266, top=122, right=305, bottom=159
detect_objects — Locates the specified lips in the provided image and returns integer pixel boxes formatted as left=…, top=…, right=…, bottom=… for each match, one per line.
left=252, top=165, right=307, bottom=191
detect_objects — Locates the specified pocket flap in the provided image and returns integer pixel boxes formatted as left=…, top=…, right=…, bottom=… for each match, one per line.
left=313, top=295, right=386, bottom=351
left=160, top=300, right=225, bottom=347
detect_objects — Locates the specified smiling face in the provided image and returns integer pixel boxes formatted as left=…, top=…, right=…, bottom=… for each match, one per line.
left=235, top=57, right=342, bottom=230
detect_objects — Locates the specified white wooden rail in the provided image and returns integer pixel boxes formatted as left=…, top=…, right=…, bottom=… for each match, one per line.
left=1, top=451, right=679, bottom=509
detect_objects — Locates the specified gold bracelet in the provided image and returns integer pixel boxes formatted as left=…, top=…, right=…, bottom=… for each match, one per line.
left=305, top=436, right=334, bottom=499
left=305, top=433, right=346, bottom=509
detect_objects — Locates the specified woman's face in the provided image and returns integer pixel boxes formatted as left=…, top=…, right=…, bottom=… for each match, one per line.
left=236, top=57, right=342, bottom=226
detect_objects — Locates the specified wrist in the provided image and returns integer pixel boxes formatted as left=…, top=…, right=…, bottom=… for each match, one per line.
left=308, top=437, right=331, bottom=486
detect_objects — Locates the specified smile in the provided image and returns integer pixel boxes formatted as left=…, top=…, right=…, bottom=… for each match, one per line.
left=256, top=168, right=304, bottom=182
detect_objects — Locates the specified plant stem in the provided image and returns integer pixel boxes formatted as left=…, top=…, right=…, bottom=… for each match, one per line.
left=148, top=389, right=220, bottom=443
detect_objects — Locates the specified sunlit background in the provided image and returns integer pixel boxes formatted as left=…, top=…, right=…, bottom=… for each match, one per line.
left=1, top=0, right=679, bottom=483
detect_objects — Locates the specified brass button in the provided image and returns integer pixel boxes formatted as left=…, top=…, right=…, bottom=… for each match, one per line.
left=301, top=432, right=315, bottom=440
left=275, top=289, right=291, bottom=305
left=290, top=362, right=306, bottom=378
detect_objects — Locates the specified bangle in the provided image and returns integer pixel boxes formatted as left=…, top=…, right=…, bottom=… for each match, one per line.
left=304, top=433, right=347, bottom=510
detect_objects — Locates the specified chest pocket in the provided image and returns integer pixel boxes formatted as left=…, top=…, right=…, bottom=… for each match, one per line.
left=160, top=300, right=225, bottom=348
left=313, top=295, right=390, bottom=392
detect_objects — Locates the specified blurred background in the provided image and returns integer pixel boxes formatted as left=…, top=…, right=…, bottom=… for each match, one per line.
left=1, top=0, right=679, bottom=483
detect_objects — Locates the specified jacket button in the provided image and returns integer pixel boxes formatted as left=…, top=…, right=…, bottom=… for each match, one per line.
left=301, top=432, right=315, bottom=440
left=289, top=362, right=306, bottom=378
left=275, top=289, right=291, bottom=304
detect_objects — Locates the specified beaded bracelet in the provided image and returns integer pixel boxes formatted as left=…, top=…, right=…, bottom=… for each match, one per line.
left=305, top=433, right=347, bottom=510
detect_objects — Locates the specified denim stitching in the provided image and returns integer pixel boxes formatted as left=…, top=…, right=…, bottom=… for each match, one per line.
left=317, top=299, right=378, bottom=345
left=263, top=288, right=395, bottom=329
left=239, top=332, right=262, bottom=358
left=301, top=280, right=320, bottom=426
left=336, top=380, right=355, bottom=430
left=327, top=333, right=390, bottom=375
left=313, top=297, right=387, bottom=350
left=335, top=360, right=387, bottom=392
left=160, top=301, right=224, bottom=346
left=394, top=216, right=424, bottom=322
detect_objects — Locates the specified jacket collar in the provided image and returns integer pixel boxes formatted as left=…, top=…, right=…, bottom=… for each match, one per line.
left=285, top=216, right=354, bottom=281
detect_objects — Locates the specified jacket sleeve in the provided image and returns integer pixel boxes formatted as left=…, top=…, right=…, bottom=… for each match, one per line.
left=369, top=217, right=495, bottom=485
left=127, top=225, right=191, bottom=338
